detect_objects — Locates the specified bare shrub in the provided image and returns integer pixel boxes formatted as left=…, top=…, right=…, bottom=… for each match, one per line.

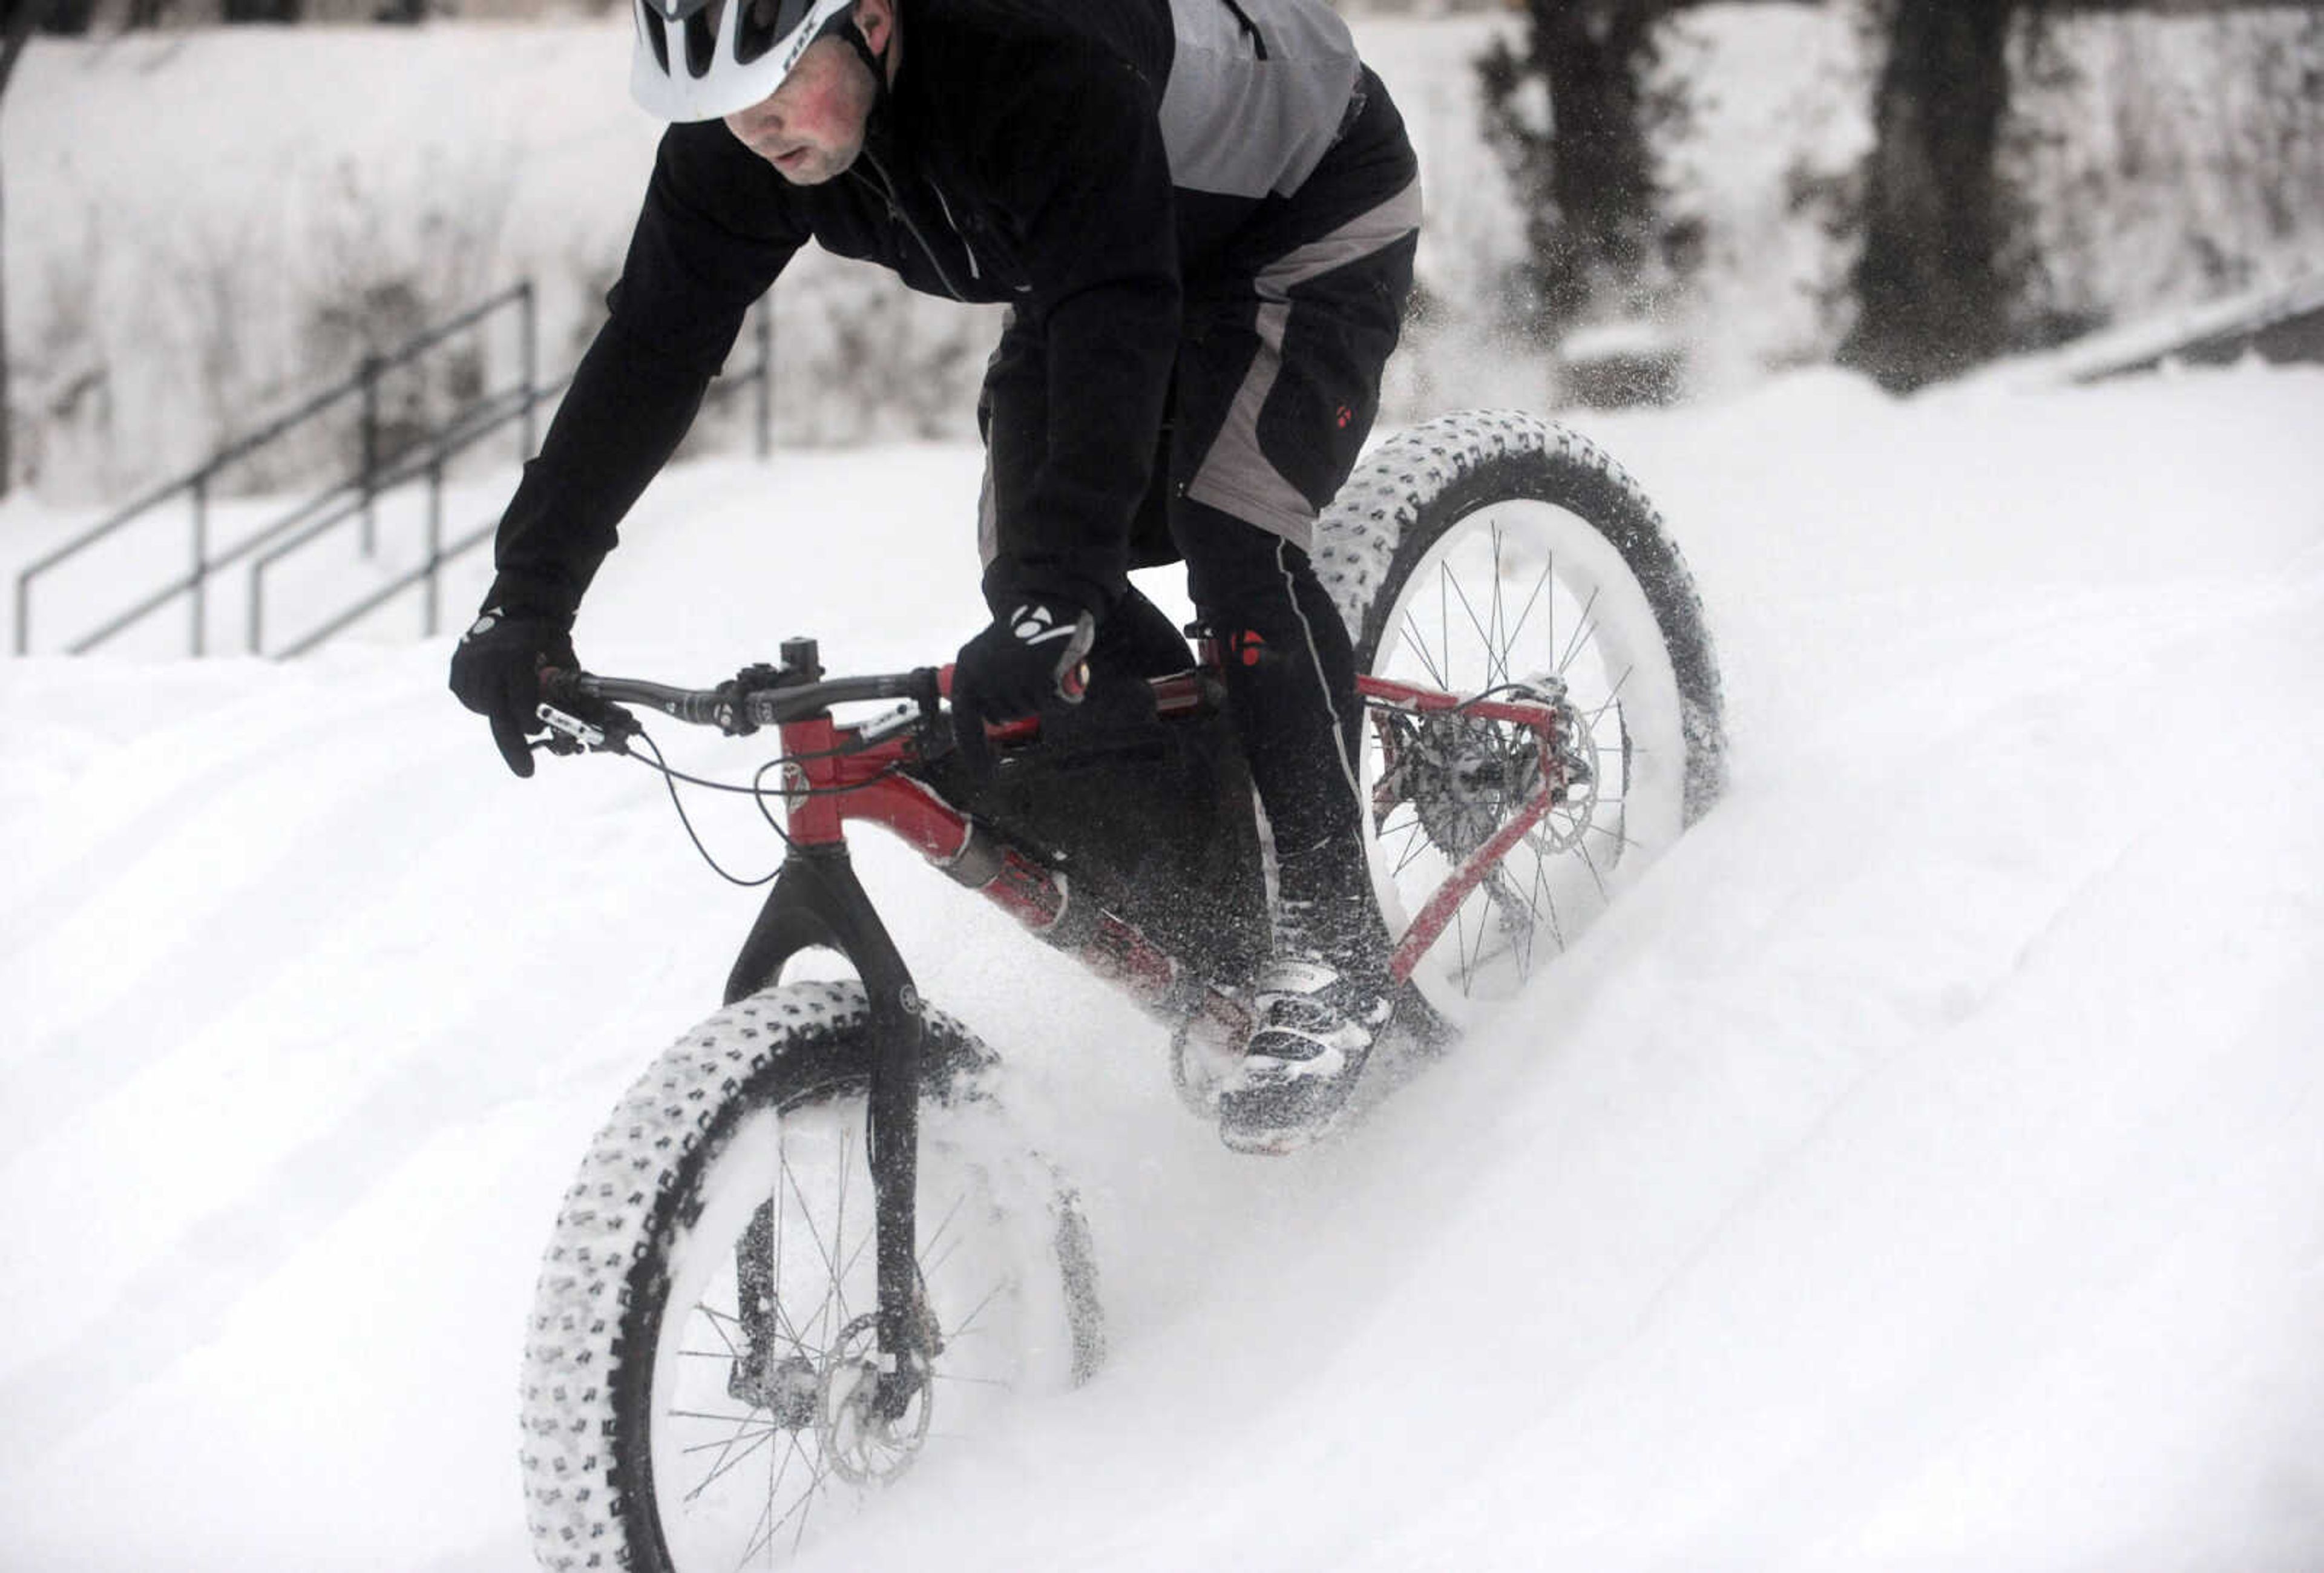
left=11, top=211, right=113, bottom=493
left=2003, top=8, right=2324, bottom=340
left=768, top=261, right=996, bottom=448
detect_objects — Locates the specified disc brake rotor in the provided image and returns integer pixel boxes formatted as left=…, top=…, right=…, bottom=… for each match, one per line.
left=818, top=1315, right=933, bottom=1487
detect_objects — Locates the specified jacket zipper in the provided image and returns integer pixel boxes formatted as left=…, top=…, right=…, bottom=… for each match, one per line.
left=927, top=181, right=983, bottom=283
left=856, top=148, right=973, bottom=301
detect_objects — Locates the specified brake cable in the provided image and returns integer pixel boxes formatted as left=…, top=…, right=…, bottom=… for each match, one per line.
left=602, top=723, right=907, bottom=889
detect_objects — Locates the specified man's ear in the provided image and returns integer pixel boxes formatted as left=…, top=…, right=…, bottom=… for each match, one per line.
left=853, top=0, right=896, bottom=61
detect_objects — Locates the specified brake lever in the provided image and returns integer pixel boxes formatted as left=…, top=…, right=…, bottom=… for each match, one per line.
left=536, top=699, right=641, bottom=755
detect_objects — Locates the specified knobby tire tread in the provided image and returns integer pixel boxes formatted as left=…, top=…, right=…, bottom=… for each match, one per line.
left=1313, top=409, right=1728, bottom=821
left=517, top=978, right=1097, bottom=1573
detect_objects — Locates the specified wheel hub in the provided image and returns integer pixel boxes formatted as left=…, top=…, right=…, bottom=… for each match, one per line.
left=1399, top=711, right=1549, bottom=859
left=725, top=1342, right=824, bottom=1430
left=767, top=1355, right=822, bottom=1431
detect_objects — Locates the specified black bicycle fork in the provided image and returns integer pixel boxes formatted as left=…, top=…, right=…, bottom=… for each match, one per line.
left=724, top=843, right=931, bottom=1413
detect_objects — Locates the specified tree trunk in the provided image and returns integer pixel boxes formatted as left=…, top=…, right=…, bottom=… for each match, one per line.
left=1481, top=0, right=1674, bottom=333
left=1840, top=0, right=2020, bottom=391
left=1538, top=0, right=1666, bottom=318
left=1, top=166, right=10, bottom=501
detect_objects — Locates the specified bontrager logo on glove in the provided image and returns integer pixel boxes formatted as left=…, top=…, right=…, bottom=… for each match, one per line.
left=449, top=604, right=579, bottom=780
left=1008, top=605, right=1080, bottom=646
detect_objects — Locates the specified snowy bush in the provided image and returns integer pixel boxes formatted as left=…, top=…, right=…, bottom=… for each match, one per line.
left=4, top=8, right=2319, bottom=505
left=2003, top=7, right=2324, bottom=342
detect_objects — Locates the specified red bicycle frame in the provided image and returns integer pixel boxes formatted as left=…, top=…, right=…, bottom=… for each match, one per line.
left=547, top=644, right=1564, bottom=1392
left=770, top=663, right=1564, bottom=1029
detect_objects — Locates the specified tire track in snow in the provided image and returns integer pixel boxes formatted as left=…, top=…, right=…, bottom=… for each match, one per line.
left=0, top=686, right=470, bottom=1139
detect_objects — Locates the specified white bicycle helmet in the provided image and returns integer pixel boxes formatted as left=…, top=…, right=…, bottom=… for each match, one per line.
left=629, top=0, right=859, bottom=122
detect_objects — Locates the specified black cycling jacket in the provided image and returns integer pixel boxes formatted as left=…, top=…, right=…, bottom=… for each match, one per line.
left=487, top=0, right=1410, bottom=625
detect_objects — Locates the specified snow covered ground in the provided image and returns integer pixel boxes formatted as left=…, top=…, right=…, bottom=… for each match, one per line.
left=4, top=359, right=2322, bottom=1570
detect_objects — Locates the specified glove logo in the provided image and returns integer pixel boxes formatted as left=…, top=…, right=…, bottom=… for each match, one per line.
left=467, top=612, right=501, bottom=640
left=1009, top=604, right=1077, bottom=646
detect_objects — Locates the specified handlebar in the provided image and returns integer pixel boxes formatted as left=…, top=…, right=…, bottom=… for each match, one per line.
left=543, top=666, right=945, bottom=737
left=531, top=639, right=1105, bottom=769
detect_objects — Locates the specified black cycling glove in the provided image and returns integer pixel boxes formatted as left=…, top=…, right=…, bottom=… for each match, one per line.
left=950, top=596, right=1097, bottom=763
left=448, top=608, right=579, bottom=778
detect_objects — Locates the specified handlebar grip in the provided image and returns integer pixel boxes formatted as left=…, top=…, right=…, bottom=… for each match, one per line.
left=539, top=666, right=585, bottom=711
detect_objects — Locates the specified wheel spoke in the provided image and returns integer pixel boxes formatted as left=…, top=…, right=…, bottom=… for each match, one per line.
left=683, top=1424, right=781, bottom=1457
left=1438, top=561, right=1451, bottom=692
left=1482, top=867, right=1538, bottom=973
left=1501, top=548, right=1554, bottom=674
left=733, top=1455, right=782, bottom=1572
left=921, top=1187, right=970, bottom=1266
left=681, top=1418, right=779, bottom=1503
left=1399, top=605, right=1449, bottom=690
left=947, top=1278, right=1009, bottom=1342
left=1575, top=841, right=1615, bottom=906
left=694, top=1303, right=746, bottom=1356
left=1523, top=836, right=1552, bottom=968
left=1489, top=523, right=1510, bottom=688
left=1442, top=560, right=1506, bottom=690
left=1580, top=664, right=1636, bottom=730
left=776, top=1129, right=857, bottom=1348
left=830, top=1127, right=854, bottom=1333
left=1556, top=585, right=1604, bottom=678
left=668, top=1405, right=770, bottom=1427
left=1389, top=820, right=1434, bottom=879
left=1453, top=881, right=1479, bottom=994
left=737, top=1433, right=835, bottom=1568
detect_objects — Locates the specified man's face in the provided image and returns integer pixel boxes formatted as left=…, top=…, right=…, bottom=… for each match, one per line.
left=723, top=36, right=876, bottom=186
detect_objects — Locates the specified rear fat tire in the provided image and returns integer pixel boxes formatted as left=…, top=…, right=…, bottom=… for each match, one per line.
left=519, top=979, right=1103, bottom=1572
left=1313, top=410, right=1727, bottom=1014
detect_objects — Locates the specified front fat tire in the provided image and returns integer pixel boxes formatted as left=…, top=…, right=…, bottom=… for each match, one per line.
left=519, top=979, right=1102, bottom=1573
left=1314, top=410, right=1727, bottom=1016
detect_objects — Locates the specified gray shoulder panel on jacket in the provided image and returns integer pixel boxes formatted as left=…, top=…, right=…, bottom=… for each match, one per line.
left=1158, top=0, right=1362, bottom=200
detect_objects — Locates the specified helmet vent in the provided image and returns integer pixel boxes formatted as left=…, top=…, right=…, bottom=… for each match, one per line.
left=682, top=0, right=726, bottom=79
left=642, top=6, right=671, bottom=74
left=734, top=0, right=787, bottom=67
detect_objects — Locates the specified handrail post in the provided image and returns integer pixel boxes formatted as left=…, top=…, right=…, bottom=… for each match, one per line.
left=191, top=475, right=209, bottom=657
left=359, top=354, right=382, bottom=559
left=14, top=568, right=28, bottom=655
left=361, top=359, right=382, bottom=557
left=520, top=281, right=539, bottom=461
left=755, top=303, right=773, bottom=460
left=424, top=457, right=445, bottom=639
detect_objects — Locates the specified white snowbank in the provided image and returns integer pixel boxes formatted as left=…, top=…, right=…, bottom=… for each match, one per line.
left=2, top=360, right=2321, bottom=1569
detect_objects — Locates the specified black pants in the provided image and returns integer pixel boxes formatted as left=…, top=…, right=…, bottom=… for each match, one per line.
left=979, top=89, right=1419, bottom=930
left=1081, top=510, right=1362, bottom=872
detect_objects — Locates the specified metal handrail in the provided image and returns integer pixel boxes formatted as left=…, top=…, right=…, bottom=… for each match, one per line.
left=13, top=282, right=540, bottom=656
left=249, top=381, right=562, bottom=657
left=59, top=384, right=540, bottom=657
left=13, top=288, right=775, bottom=660
left=254, top=300, right=773, bottom=660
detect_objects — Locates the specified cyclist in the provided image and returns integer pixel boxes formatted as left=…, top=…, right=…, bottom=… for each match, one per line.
left=448, top=0, right=1421, bottom=1150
